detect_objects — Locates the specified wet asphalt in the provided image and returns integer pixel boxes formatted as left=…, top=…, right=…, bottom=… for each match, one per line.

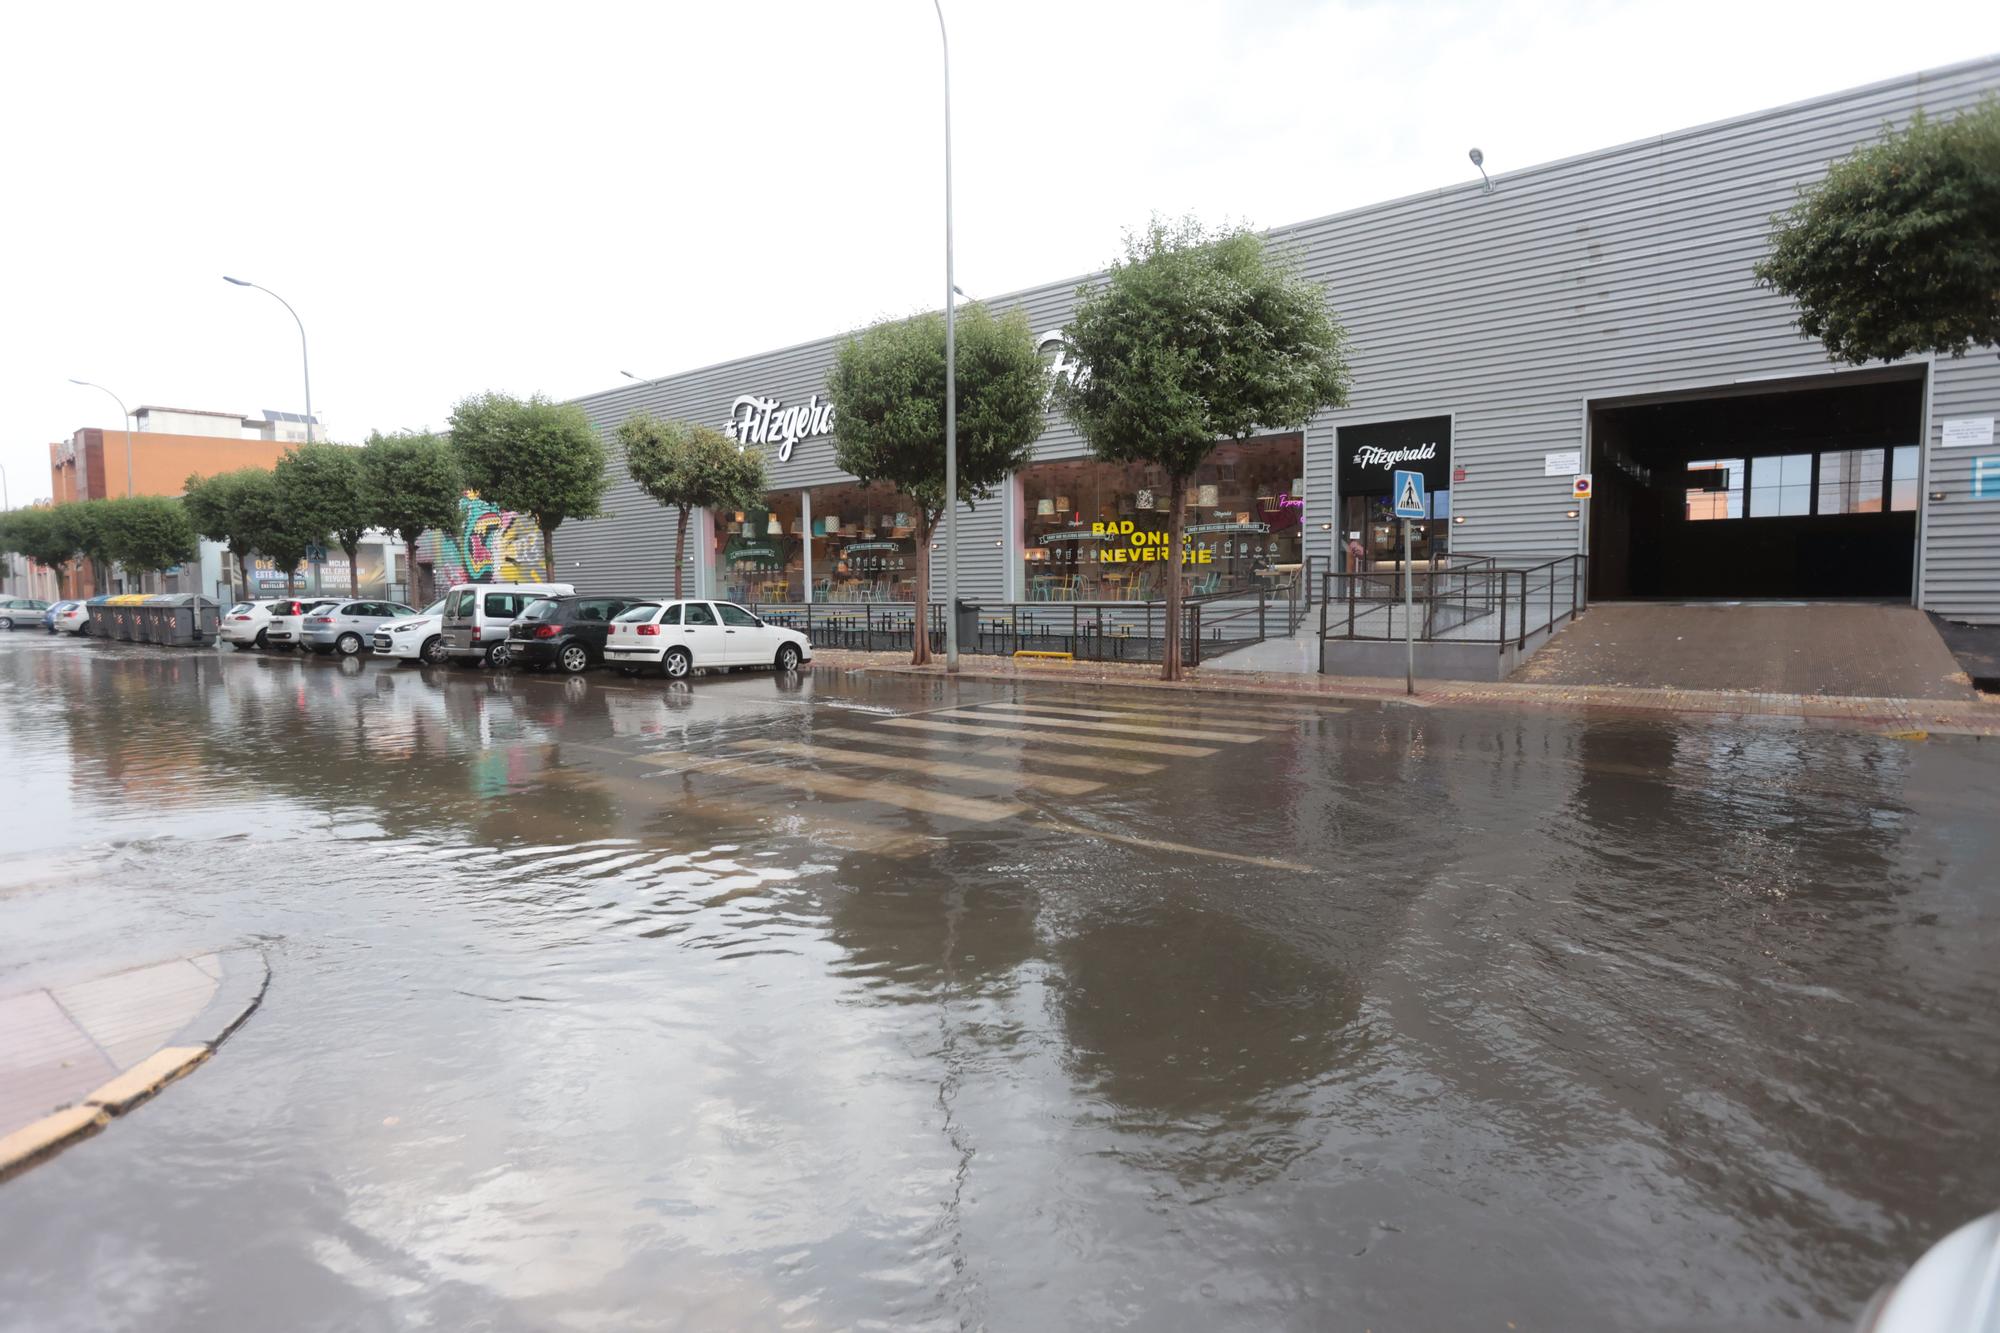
left=0, top=631, right=1995, bottom=1332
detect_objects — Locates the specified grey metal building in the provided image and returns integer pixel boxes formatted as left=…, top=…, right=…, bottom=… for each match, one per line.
left=560, top=57, right=2000, bottom=626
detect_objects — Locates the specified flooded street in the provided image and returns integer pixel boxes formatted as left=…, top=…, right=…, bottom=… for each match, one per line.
left=1, top=634, right=1996, bottom=1332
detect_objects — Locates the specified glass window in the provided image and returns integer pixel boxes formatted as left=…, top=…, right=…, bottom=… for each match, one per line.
left=612, top=603, right=660, bottom=624
left=1684, top=459, right=1744, bottom=521
left=715, top=603, right=760, bottom=627
left=1816, top=449, right=1884, bottom=515
left=1749, top=454, right=1813, bottom=517
left=483, top=592, right=523, bottom=617
left=519, top=598, right=560, bottom=620
left=1889, top=445, right=1920, bottom=512
left=1018, top=433, right=1305, bottom=601
left=658, top=603, right=681, bottom=626
left=713, top=482, right=924, bottom=606
left=684, top=603, right=717, bottom=625
left=572, top=599, right=614, bottom=623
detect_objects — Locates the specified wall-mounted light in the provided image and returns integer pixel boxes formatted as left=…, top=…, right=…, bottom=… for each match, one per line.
left=1469, top=147, right=1493, bottom=193
left=1565, top=509, right=1580, bottom=519
left=1318, top=522, right=1333, bottom=532
left=1452, top=515, right=1466, bottom=525
left=1930, top=491, right=1947, bottom=502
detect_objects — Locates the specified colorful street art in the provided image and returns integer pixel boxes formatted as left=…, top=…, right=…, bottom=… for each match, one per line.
left=423, top=495, right=548, bottom=587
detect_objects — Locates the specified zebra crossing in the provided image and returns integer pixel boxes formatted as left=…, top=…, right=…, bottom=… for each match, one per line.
left=566, top=690, right=1349, bottom=869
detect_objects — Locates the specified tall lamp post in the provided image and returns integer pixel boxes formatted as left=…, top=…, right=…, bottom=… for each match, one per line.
left=223, top=276, right=313, bottom=444
left=67, top=379, right=135, bottom=498
left=933, top=0, right=958, bottom=671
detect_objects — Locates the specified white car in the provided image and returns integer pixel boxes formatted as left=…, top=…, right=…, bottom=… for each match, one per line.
left=51, top=601, right=92, bottom=636
left=261, top=597, right=339, bottom=650
left=218, top=598, right=294, bottom=650
left=371, top=599, right=450, bottom=665
left=604, top=599, right=811, bottom=679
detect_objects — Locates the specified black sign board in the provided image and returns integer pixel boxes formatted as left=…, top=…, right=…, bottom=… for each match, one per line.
left=1337, top=416, right=1452, bottom=495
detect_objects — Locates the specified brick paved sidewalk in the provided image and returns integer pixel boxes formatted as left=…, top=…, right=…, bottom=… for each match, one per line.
left=811, top=650, right=2000, bottom=737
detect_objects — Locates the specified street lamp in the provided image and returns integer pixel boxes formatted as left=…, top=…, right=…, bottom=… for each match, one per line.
left=934, top=0, right=959, bottom=671
left=223, top=276, right=313, bottom=444
left=68, top=379, right=135, bottom=497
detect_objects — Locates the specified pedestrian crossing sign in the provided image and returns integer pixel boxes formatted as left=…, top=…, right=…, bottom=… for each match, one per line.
left=1392, top=469, right=1428, bottom=519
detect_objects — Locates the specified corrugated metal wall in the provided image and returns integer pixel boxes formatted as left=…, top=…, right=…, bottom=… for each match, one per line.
left=558, top=56, right=2000, bottom=621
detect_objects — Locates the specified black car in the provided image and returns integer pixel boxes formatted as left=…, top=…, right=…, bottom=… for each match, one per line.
left=508, top=594, right=649, bottom=673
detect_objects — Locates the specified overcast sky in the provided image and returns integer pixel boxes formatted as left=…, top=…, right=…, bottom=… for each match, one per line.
left=3, top=0, right=1996, bottom=506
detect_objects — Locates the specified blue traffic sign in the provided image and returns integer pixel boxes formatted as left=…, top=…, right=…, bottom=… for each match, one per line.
left=1392, top=469, right=1428, bottom=519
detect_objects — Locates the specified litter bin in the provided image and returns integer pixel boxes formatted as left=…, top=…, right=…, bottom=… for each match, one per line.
left=109, top=594, right=142, bottom=641
left=159, top=594, right=217, bottom=646
left=80, top=595, right=111, bottom=637
left=141, top=595, right=171, bottom=643
left=954, top=599, right=980, bottom=654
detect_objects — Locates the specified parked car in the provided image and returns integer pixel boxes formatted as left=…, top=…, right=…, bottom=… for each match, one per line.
left=300, top=599, right=418, bottom=656
left=0, top=598, right=51, bottom=630
left=371, top=599, right=450, bottom=665
left=262, top=597, right=339, bottom=650
left=508, top=594, right=650, bottom=674
left=41, top=600, right=76, bottom=632
left=603, top=599, right=810, bottom=679
left=218, top=598, right=291, bottom=650
left=52, top=600, right=92, bottom=635
left=440, top=582, right=574, bottom=666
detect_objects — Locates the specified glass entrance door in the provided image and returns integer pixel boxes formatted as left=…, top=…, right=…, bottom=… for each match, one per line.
left=1343, top=491, right=1451, bottom=567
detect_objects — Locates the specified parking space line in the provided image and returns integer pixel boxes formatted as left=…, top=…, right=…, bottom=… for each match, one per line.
left=813, top=727, right=1164, bottom=775
left=930, top=709, right=1262, bottom=744
left=727, top=738, right=1104, bottom=796
left=1029, top=819, right=1316, bottom=872
left=626, top=749, right=1025, bottom=823
left=879, top=717, right=1218, bottom=757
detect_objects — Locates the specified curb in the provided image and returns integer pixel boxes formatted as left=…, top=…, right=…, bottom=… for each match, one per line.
left=0, top=950, right=268, bottom=1184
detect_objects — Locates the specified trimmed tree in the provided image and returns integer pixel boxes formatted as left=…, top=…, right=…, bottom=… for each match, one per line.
left=1755, top=99, right=2000, bottom=364
left=360, top=430, right=462, bottom=605
left=51, top=501, right=115, bottom=594
left=448, top=392, right=609, bottom=577
left=0, top=508, right=80, bottom=597
left=1056, top=217, right=1351, bottom=680
left=275, top=442, right=371, bottom=595
left=827, top=303, right=1049, bottom=665
left=99, top=496, right=198, bottom=584
left=184, top=468, right=271, bottom=596
left=618, top=414, right=769, bottom=599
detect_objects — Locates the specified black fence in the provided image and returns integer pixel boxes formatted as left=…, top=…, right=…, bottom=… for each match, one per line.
left=1318, top=554, right=1587, bottom=649
left=753, top=560, right=1317, bottom=667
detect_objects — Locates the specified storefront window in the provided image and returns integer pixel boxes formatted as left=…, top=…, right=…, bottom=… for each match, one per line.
left=1018, top=434, right=1304, bottom=601
left=712, top=482, right=923, bottom=605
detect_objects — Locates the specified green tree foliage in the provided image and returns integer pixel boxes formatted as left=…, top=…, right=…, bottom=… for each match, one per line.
left=50, top=501, right=115, bottom=594
left=827, top=304, right=1048, bottom=664
left=1755, top=100, right=2000, bottom=363
left=184, top=469, right=270, bottom=593
left=1056, top=217, right=1351, bottom=679
left=448, top=392, right=609, bottom=575
left=0, top=508, right=79, bottom=597
left=618, top=414, right=769, bottom=599
left=274, top=442, right=372, bottom=595
left=359, top=430, right=463, bottom=604
left=98, top=496, right=198, bottom=580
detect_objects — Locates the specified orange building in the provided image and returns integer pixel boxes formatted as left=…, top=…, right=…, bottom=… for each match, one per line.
left=49, top=406, right=309, bottom=502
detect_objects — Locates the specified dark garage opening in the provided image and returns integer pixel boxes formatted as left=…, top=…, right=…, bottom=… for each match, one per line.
left=1589, top=374, right=1923, bottom=600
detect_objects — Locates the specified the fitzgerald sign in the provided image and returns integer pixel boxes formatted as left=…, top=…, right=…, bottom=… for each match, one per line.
left=725, top=393, right=834, bottom=461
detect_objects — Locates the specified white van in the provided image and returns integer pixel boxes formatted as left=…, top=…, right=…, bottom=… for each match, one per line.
left=440, top=582, right=574, bottom=666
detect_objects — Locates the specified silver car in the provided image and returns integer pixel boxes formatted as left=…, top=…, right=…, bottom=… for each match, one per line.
left=300, top=599, right=419, bottom=656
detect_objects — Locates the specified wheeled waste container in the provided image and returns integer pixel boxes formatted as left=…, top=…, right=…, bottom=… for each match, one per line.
left=159, top=594, right=218, bottom=646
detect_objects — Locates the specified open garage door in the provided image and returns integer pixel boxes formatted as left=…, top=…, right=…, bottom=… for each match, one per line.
left=1588, top=372, right=1924, bottom=600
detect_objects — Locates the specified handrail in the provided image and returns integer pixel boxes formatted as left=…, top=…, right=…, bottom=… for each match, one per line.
left=1315, top=554, right=1588, bottom=648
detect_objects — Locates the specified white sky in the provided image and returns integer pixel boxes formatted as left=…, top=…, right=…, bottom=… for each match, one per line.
left=3, top=0, right=1996, bottom=506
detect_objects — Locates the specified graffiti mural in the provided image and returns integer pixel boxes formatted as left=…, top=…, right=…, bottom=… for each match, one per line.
left=424, top=496, right=548, bottom=587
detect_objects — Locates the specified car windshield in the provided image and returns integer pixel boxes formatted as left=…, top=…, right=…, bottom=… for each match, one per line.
left=421, top=600, right=446, bottom=616
left=227, top=603, right=252, bottom=614
left=519, top=599, right=560, bottom=620
left=612, top=604, right=661, bottom=624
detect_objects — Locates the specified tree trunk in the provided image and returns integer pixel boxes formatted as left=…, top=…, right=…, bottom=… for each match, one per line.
left=910, top=511, right=935, bottom=666
left=673, top=505, right=689, bottom=600
left=1163, top=474, right=1188, bottom=681
left=344, top=539, right=361, bottom=596
left=399, top=528, right=426, bottom=603
left=540, top=518, right=557, bottom=583
left=237, top=549, right=253, bottom=600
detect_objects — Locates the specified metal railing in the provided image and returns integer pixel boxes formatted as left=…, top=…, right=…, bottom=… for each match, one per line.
left=1317, top=554, right=1587, bottom=650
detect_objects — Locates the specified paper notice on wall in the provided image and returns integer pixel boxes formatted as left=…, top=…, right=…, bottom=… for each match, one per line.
left=1941, top=417, right=1994, bottom=448
left=1544, top=450, right=1582, bottom=476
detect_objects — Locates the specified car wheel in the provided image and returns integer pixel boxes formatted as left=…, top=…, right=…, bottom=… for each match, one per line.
left=336, top=632, right=364, bottom=656
left=485, top=642, right=511, bottom=668
left=662, top=647, right=692, bottom=680
left=77, top=623, right=90, bottom=637
left=774, top=643, right=801, bottom=672
left=420, top=635, right=447, bottom=666
left=253, top=628, right=269, bottom=649
left=558, top=644, right=590, bottom=674
left=0, top=618, right=14, bottom=631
